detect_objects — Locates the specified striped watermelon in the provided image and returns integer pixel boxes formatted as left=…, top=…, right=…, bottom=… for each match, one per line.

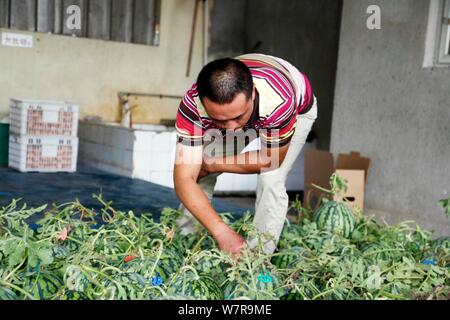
left=156, top=295, right=194, bottom=300
left=314, top=201, right=355, bottom=238
left=429, top=237, right=450, bottom=267
left=361, top=242, right=404, bottom=262
left=122, top=257, right=173, bottom=283
left=223, top=270, right=283, bottom=300
left=361, top=243, right=390, bottom=261
left=288, top=278, right=322, bottom=300
left=25, top=272, right=63, bottom=300
left=168, top=271, right=223, bottom=300
left=102, top=273, right=149, bottom=300
left=431, top=237, right=450, bottom=253
left=278, top=224, right=304, bottom=249
left=280, top=292, right=304, bottom=300
left=0, top=286, right=19, bottom=300
left=60, top=290, right=89, bottom=300
left=63, top=235, right=82, bottom=252
left=271, top=247, right=308, bottom=269
left=62, top=223, right=95, bottom=252
left=192, top=254, right=225, bottom=275
left=159, top=248, right=183, bottom=272
left=64, top=265, right=90, bottom=293
left=51, top=245, right=69, bottom=260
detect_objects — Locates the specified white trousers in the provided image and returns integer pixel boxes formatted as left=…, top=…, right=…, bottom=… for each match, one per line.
left=177, top=97, right=318, bottom=254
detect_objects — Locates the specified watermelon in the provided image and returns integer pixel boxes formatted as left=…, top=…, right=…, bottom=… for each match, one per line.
left=64, top=265, right=90, bottom=293
left=158, top=248, right=183, bottom=273
left=156, top=295, right=194, bottom=300
left=60, top=290, right=89, bottom=300
left=122, top=257, right=173, bottom=283
left=0, top=286, right=19, bottom=300
left=431, top=237, right=450, bottom=253
left=168, top=271, right=223, bottom=300
left=280, top=292, right=304, bottom=300
left=62, top=224, right=94, bottom=252
left=192, top=254, right=226, bottom=274
left=314, top=201, right=355, bottom=238
left=277, top=224, right=304, bottom=249
left=361, top=243, right=391, bottom=261
left=288, top=278, right=322, bottom=300
left=361, top=242, right=405, bottom=262
left=420, top=237, right=450, bottom=267
left=271, top=247, right=308, bottom=269
left=51, top=245, right=69, bottom=260
left=25, top=272, right=63, bottom=300
left=63, top=231, right=83, bottom=252
left=191, top=255, right=228, bottom=286
left=223, top=270, right=283, bottom=300
left=102, top=272, right=149, bottom=300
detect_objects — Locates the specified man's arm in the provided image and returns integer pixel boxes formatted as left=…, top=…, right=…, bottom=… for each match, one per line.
left=173, top=143, right=244, bottom=254
left=204, top=144, right=290, bottom=175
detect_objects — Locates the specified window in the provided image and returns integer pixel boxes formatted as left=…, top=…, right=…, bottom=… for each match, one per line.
left=0, top=0, right=161, bottom=46
left=424, top=0, right=450, bottom=67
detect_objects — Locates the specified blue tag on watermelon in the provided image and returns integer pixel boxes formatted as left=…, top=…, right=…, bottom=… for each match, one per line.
left=421, top=259, right=437, bottom=266
left=152, top=276, right=163, bottom=286
left=258, top=271, right=273, bottom=283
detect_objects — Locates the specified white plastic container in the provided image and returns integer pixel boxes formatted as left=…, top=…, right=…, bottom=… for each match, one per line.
left=10, top=99, right=79, bottom=137
left=8, top=135, right=78, bottom=173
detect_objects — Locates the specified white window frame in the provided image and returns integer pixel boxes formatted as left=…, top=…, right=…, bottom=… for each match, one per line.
left=423, top=0, right=450, bottom=67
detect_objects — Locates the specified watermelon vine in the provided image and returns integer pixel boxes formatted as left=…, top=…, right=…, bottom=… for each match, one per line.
left=0, top=189, right=448, bottom=300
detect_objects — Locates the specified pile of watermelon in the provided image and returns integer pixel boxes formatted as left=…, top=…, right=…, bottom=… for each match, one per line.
left=0, top=188, right=449, bottom=300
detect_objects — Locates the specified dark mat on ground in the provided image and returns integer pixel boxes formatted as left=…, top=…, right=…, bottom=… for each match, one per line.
left=0, top=165, right=254, bottom=222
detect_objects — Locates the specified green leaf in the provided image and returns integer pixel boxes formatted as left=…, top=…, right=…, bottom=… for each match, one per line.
left=351, top=229, right=363, bottom=241
left=330, top=173, right=348, bottom=194
left=8, top=245, right=26, bottom=269
left=36, top=248, right=54, bottom=266
left=27, top=253, right=39, bottom=269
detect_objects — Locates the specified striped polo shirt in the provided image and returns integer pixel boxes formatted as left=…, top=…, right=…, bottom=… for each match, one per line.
left=175, top=53, right=314, bottom=148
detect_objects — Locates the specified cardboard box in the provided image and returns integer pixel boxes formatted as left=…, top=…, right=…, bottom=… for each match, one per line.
left=304, top=150, right=370, bottom=211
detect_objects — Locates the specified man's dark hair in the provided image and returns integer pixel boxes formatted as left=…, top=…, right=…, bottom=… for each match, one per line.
left=196, top=58, right=253, bottom=104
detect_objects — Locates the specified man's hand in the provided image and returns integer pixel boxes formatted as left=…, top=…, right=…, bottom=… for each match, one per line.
left=212, top=223, right=245, bottom=255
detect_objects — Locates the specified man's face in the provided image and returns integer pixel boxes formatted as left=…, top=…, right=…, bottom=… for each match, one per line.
left=203, top=88, right=256, bottom=131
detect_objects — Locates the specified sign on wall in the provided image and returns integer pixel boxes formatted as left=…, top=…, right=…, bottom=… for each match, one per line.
left=1, top=32, right=33, bottom=48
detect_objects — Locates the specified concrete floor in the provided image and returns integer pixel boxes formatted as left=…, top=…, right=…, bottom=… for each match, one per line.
left=0, top=163, right=310, bottom=229
left=0, top=164, right=254, bottom=222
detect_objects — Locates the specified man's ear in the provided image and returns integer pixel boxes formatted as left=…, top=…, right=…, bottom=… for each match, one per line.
left=252, top=85, right=256, bottom=101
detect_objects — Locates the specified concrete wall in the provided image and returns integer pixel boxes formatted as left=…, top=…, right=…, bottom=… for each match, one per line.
left=209, top=0, right=342, bottom=150
left=331, top=0, right=450, bottom=236
left=209, top=0, right=247, bottom=60
left=245, top=0, right=342, bottom=150
left=0, top=0, right=205, bottom=124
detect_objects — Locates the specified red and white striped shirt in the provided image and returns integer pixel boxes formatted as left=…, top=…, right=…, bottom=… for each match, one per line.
left=176, top=53, right=314, bottom=148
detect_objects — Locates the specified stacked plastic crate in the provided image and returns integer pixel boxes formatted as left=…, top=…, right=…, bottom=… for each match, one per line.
left=8, top=99, right=79, bottom=173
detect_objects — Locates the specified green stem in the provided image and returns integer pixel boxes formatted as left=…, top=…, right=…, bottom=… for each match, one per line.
left=3, top=256, right=27, bottom=282
left=192, top=233, right=208, bottom=253
left=0, top=280, right=37, bottom=300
